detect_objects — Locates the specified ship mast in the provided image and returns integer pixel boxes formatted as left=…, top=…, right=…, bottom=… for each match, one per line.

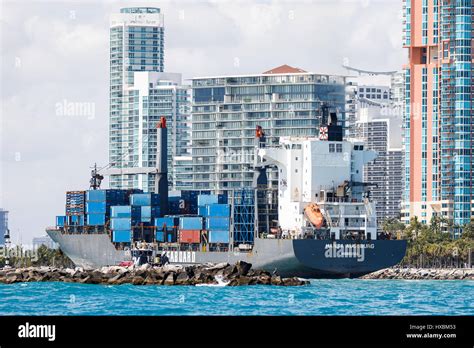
left=89, top=163, right=104, bottom=190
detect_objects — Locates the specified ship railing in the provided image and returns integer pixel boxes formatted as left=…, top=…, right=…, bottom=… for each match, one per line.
left=61, top=225, right=109, bottom=235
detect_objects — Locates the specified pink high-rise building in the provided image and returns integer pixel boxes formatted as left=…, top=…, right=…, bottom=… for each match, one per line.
left=401, top=0, right=473, bottom=234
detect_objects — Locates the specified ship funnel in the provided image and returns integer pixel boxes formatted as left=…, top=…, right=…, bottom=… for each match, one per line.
left=156, top=116, right=168, bottom=214
left=253, top=125, right=268, bottom=188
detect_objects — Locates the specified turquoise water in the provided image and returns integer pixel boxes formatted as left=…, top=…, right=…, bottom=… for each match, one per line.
left=0, top=280, right=472, bottom=315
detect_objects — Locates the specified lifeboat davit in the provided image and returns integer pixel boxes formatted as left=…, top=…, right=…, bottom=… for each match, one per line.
left=304, top=203, right=325, bottom=229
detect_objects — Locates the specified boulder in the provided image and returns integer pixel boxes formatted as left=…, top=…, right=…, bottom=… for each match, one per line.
left=131, top=276, right=145, bottom=285
left=236, top=261, right=252, bottom=276
left=175, top=272, right=190, bottom=285
left=236, top=276, right=251, bottom=285
left=257, top=275, right=271, bottom=285
left=163, top=273, right=175, bottom=285
left=271, top=275, right=282, bottom=285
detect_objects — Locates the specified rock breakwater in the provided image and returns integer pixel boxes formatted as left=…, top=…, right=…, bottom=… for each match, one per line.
left=0, top=261, right=309, bottom=286
left=360, top=267, right=474, bottom=280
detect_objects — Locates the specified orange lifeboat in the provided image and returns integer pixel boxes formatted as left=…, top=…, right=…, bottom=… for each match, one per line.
left=304, top=203, right=325, bottom=229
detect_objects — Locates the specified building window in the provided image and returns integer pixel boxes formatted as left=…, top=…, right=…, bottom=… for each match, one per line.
left=329, top=144, right=335, bottom=152
left=336, top=144, right=342, bottom=152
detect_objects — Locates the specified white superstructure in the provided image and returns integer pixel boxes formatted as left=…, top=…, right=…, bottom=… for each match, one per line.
left=257, top=137, right=378, bottom=239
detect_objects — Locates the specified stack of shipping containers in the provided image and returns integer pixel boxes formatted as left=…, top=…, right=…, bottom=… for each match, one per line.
left=65, top=191, right=86, bottom=227
left=86, top=189, right=128, bottom=226
left=155, top=216, right=178, bottom=243
left=56, top=190, right=233, bottom=249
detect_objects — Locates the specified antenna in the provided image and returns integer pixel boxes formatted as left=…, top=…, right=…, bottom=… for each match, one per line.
left=90, top=163, right=104, bottom=190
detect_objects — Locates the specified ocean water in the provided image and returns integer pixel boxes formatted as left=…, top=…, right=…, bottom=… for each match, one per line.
left=0, top=280, right=472, bottom=316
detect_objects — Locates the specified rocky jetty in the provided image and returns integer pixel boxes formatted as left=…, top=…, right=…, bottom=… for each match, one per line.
left=0, top=261, right=309, bottom=286
left=360, top=267, right=474, bottom=280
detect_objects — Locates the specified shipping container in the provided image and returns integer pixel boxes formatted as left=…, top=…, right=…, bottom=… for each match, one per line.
left=112, top=230, right=131, bottom=243
left=110, top=218, right=132, bottom=230
left=86, top=201, right=107, bottom=214
left=197, top=194, right=218, bottom=207
left=130, top=193, right=160, bottom=206
left=65, top=191, right=86, bottom=215
left=198, top=206, right=207, bottom=217
left=141, top=206, right=160, bottom=217
left=205, top=217, right=230, bottom=230
left=156, top=231, right=165, bottom=242
left=56, top=216, right=67, bottom=227
left=218, top=193, right=228, bottom=204
left=179, top=217, right=203, bottom=230
left=68, top=215, right=85, bottom=226
left=167, top=232, right=176, bottom=243
left=168, top=196, right=182, bottom=215
left=208, top=230, right=230, bottom=244
left=87, top=213, right=106, bottom=226
left=155, top=217, right=177, bottom=230
left=65, top=206, right=85, bottom=215
left=206, top=204, right=230, bottom=217
left=110, top=205, right=141, bottom=218
left=179, top=230, right=201, bottom=244
left=86, top=189, right=128, bottom=204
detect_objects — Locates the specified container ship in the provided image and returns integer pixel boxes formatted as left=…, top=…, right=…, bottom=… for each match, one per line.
left=47, top=114, right=407, bottom=278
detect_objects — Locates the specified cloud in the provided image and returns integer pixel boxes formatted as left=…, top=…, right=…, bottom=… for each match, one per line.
left=0, top=0, right=405, bottom=244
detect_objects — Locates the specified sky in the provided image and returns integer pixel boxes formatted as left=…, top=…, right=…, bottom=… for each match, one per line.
left=0, top=0, right=406, bottom=244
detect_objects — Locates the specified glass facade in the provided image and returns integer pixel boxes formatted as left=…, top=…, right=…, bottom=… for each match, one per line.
left=109, top=8, right=168, bottom=191
left=403, top=0, right=473, bottom=234
left=191, top=72, right=346, bottom=191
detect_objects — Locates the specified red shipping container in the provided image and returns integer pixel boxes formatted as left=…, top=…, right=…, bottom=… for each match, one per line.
left=179, top=230, right=201, bottom=244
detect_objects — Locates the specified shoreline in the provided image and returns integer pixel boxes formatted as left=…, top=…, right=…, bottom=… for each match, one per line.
left=360, top=267, right=474, bottom=280
left=0, top=261, right=309, bottom=286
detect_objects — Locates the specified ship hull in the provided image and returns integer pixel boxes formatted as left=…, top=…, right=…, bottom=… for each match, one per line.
left=47, top=229, right=407, bottom=278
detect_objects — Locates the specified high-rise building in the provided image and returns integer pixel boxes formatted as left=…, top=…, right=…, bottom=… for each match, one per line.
left=109, top=71, right=191, bottom=191
left=0, top=209, right=8, bottom=245
left=108, top=8, right=192, bottom=191
left=402, top=0, right=473, bottom=233
left=32, top=235, right=57, bottom=250
left=354, top=115, right=403, bottom=229
left=190, top=65, right=347, bottom=191
left=109, top=8, right=164, bottom=190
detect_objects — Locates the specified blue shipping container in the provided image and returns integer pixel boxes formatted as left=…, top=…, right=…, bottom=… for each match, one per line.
left=198, top=206, right=207, bottom=217
left=218, top=194, right=228, bottom=204
left=155, top=217, right=176, bottom=229
left=113, top=230, right=131, bottom=243
left=179, top=217, right=203, bottom=230
left=197, top=194, right=218, bottom=207
left=68, top=215, right=85, bottom=226
left=206, top=217, right=230, bottom=230
left=206, top=204, right=230, bottom=217
left=56, top=216, right=67, bottom=227
left=86, top=201, right=107, bottom=214
left=110, top=218, right=131, bottom=230
left=208, top=230, right=230, bottom=243
left=156, top=231, right=165, bottom=242
left=110, top=205, right=141, bottom=218
left=87, top=189, right=128, bottom=203
left=141, top=206, right=160, bottom=217
left=130, top=193, right=160, bottom=206
left=87, top=213, right=106, bottom=226
left=86, top=189, right=109, bottom=202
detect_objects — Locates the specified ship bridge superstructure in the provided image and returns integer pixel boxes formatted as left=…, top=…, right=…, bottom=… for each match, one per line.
left=256, top=137, right=378, bottom=239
